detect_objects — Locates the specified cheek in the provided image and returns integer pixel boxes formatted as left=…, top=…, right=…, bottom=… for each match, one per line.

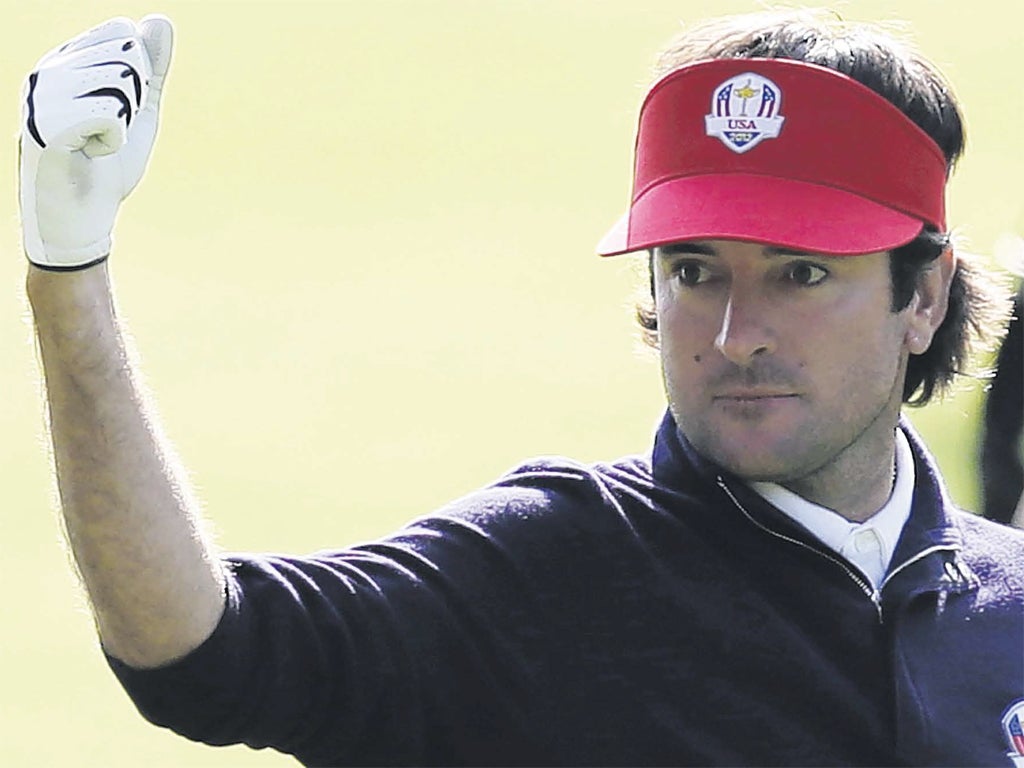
left=807, top=318, right=906, bottom=403
left=658, top=304, right=716, bottom=371
left=657, top=291, right=718, bottom=348
left=657, top=304, right=723, bottom=404
left=773, top=309, right=904, bottom=400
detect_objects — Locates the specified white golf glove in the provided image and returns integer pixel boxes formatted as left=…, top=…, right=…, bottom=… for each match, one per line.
left=19, top=15, right=174, bottom=270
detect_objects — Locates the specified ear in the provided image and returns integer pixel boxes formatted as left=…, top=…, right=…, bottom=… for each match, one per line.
left=904, top=248, right=956, bottom=355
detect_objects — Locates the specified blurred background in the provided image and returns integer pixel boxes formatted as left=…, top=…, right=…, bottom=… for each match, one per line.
left=2, top=1, right=1020, bottom=765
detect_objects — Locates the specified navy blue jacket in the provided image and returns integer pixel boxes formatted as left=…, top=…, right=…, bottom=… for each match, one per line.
left=110, top=413, right=1024, bottom=766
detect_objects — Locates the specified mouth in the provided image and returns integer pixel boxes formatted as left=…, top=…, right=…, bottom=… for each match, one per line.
left=711, top=392, right=801, bottom=421
left=713, top=390, right=800, bottom=402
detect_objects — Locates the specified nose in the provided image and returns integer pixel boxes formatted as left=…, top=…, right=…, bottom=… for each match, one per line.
left=713, top=291, right=776, bottom=365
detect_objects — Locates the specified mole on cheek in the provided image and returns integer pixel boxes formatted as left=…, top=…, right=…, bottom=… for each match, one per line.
left=694, top=355, right=702, bottom=363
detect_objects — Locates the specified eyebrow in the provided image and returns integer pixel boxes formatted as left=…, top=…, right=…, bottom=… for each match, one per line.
left=656, top=242, right=817, bottom=258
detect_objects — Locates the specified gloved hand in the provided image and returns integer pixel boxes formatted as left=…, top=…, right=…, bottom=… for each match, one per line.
left=19, top=15, right=174, bottom=270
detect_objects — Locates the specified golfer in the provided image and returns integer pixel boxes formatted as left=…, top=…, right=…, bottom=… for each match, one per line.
left=21, top=8, right=1024, bottom=766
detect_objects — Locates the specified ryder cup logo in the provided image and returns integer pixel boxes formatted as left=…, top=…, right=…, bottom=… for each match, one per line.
left=705, top=72, right=785, bottom=153
left=1004, top=700, right=1024, bottom=766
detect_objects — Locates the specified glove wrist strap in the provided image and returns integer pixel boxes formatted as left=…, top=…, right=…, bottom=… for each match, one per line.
left=28, top=254, right=110, bottom=273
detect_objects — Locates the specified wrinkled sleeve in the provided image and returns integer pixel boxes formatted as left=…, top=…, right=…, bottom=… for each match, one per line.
left=105, top=465, right=610, bottom=766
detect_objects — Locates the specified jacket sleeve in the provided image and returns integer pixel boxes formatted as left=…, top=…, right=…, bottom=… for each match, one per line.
left=105, top=464, right=609, bottom=766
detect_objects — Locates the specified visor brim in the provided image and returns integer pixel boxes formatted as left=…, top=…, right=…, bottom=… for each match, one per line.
left=597, top=174, right=926, bottom=257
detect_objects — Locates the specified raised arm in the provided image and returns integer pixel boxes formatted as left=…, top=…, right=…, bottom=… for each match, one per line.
left=22, top=16, right=225, bottom=669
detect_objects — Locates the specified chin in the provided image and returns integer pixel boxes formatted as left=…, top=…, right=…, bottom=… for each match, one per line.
left=716, top=456, right=800, bottom=483
left=695, top=434, right=813, bottom=482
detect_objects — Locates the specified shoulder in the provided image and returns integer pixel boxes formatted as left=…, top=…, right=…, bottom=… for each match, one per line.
left=494, top=454, right=654, bottom=497
left=950, top=509, right=1024, bottom=589
left=392, top=453, right=658, bottom=553
left=426, top=454, right=652, bottom=524
left=953, top=508, right=1024, bottom=554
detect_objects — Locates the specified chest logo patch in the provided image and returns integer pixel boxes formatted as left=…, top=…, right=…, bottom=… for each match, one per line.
left=705, top=72, right=785, bottom=154
left=1003, top=699, right=1024, bottom=766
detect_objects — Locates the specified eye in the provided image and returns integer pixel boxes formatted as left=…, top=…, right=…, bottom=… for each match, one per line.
left=672, top=260, right=714, bottom=287
left=785, top=261, right=829, bottom=286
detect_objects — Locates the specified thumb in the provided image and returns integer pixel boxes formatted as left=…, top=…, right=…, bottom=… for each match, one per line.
left=139, top=15, right=174, bottom=96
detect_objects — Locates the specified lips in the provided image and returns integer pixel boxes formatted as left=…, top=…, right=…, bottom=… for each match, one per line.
left=711, top=392, right=801, bottom=420
left=714, top=390, right=799, bottom=401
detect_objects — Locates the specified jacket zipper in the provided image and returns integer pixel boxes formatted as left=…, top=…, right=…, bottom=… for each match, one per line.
left=716, top=477, right=958, bottom=624
left=877, top=545, right=960, bottom=595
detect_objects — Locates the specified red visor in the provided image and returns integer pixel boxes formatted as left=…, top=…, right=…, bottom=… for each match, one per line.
left=597, top=58, right=948, bottom=256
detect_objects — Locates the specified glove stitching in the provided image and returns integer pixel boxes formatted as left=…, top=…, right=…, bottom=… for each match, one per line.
left=75, top=87, right=134, bottom=129
left=25, top=72, right=46, bottom=148
left=80, top=61, right=143, bottom=105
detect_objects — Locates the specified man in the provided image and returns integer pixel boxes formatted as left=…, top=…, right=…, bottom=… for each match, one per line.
left=22, top=8, right=1024, bottom=767
left=981, top=287, right=1023, bottom=527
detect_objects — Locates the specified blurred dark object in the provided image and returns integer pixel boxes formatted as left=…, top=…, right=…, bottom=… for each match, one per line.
left=981, top=288, right=1023, bottom=526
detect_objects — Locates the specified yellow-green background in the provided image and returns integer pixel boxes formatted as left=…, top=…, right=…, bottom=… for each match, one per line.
left=1, top=1, right=1019, bottom=765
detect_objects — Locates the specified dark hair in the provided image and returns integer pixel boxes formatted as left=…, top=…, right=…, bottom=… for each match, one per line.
left=634, top=9, right=1009, bottom=406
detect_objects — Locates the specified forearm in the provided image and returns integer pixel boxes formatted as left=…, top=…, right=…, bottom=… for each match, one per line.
left=28, top=263, right=226, bottom=669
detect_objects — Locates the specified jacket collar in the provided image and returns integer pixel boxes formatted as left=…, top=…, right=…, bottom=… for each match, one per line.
left=650, top=409, right=978, bottom=602
left=883, top=419, right=979, bottom=604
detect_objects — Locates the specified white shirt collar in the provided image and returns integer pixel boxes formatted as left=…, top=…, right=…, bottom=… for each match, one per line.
left=748, top=429, right=915, bottom=589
